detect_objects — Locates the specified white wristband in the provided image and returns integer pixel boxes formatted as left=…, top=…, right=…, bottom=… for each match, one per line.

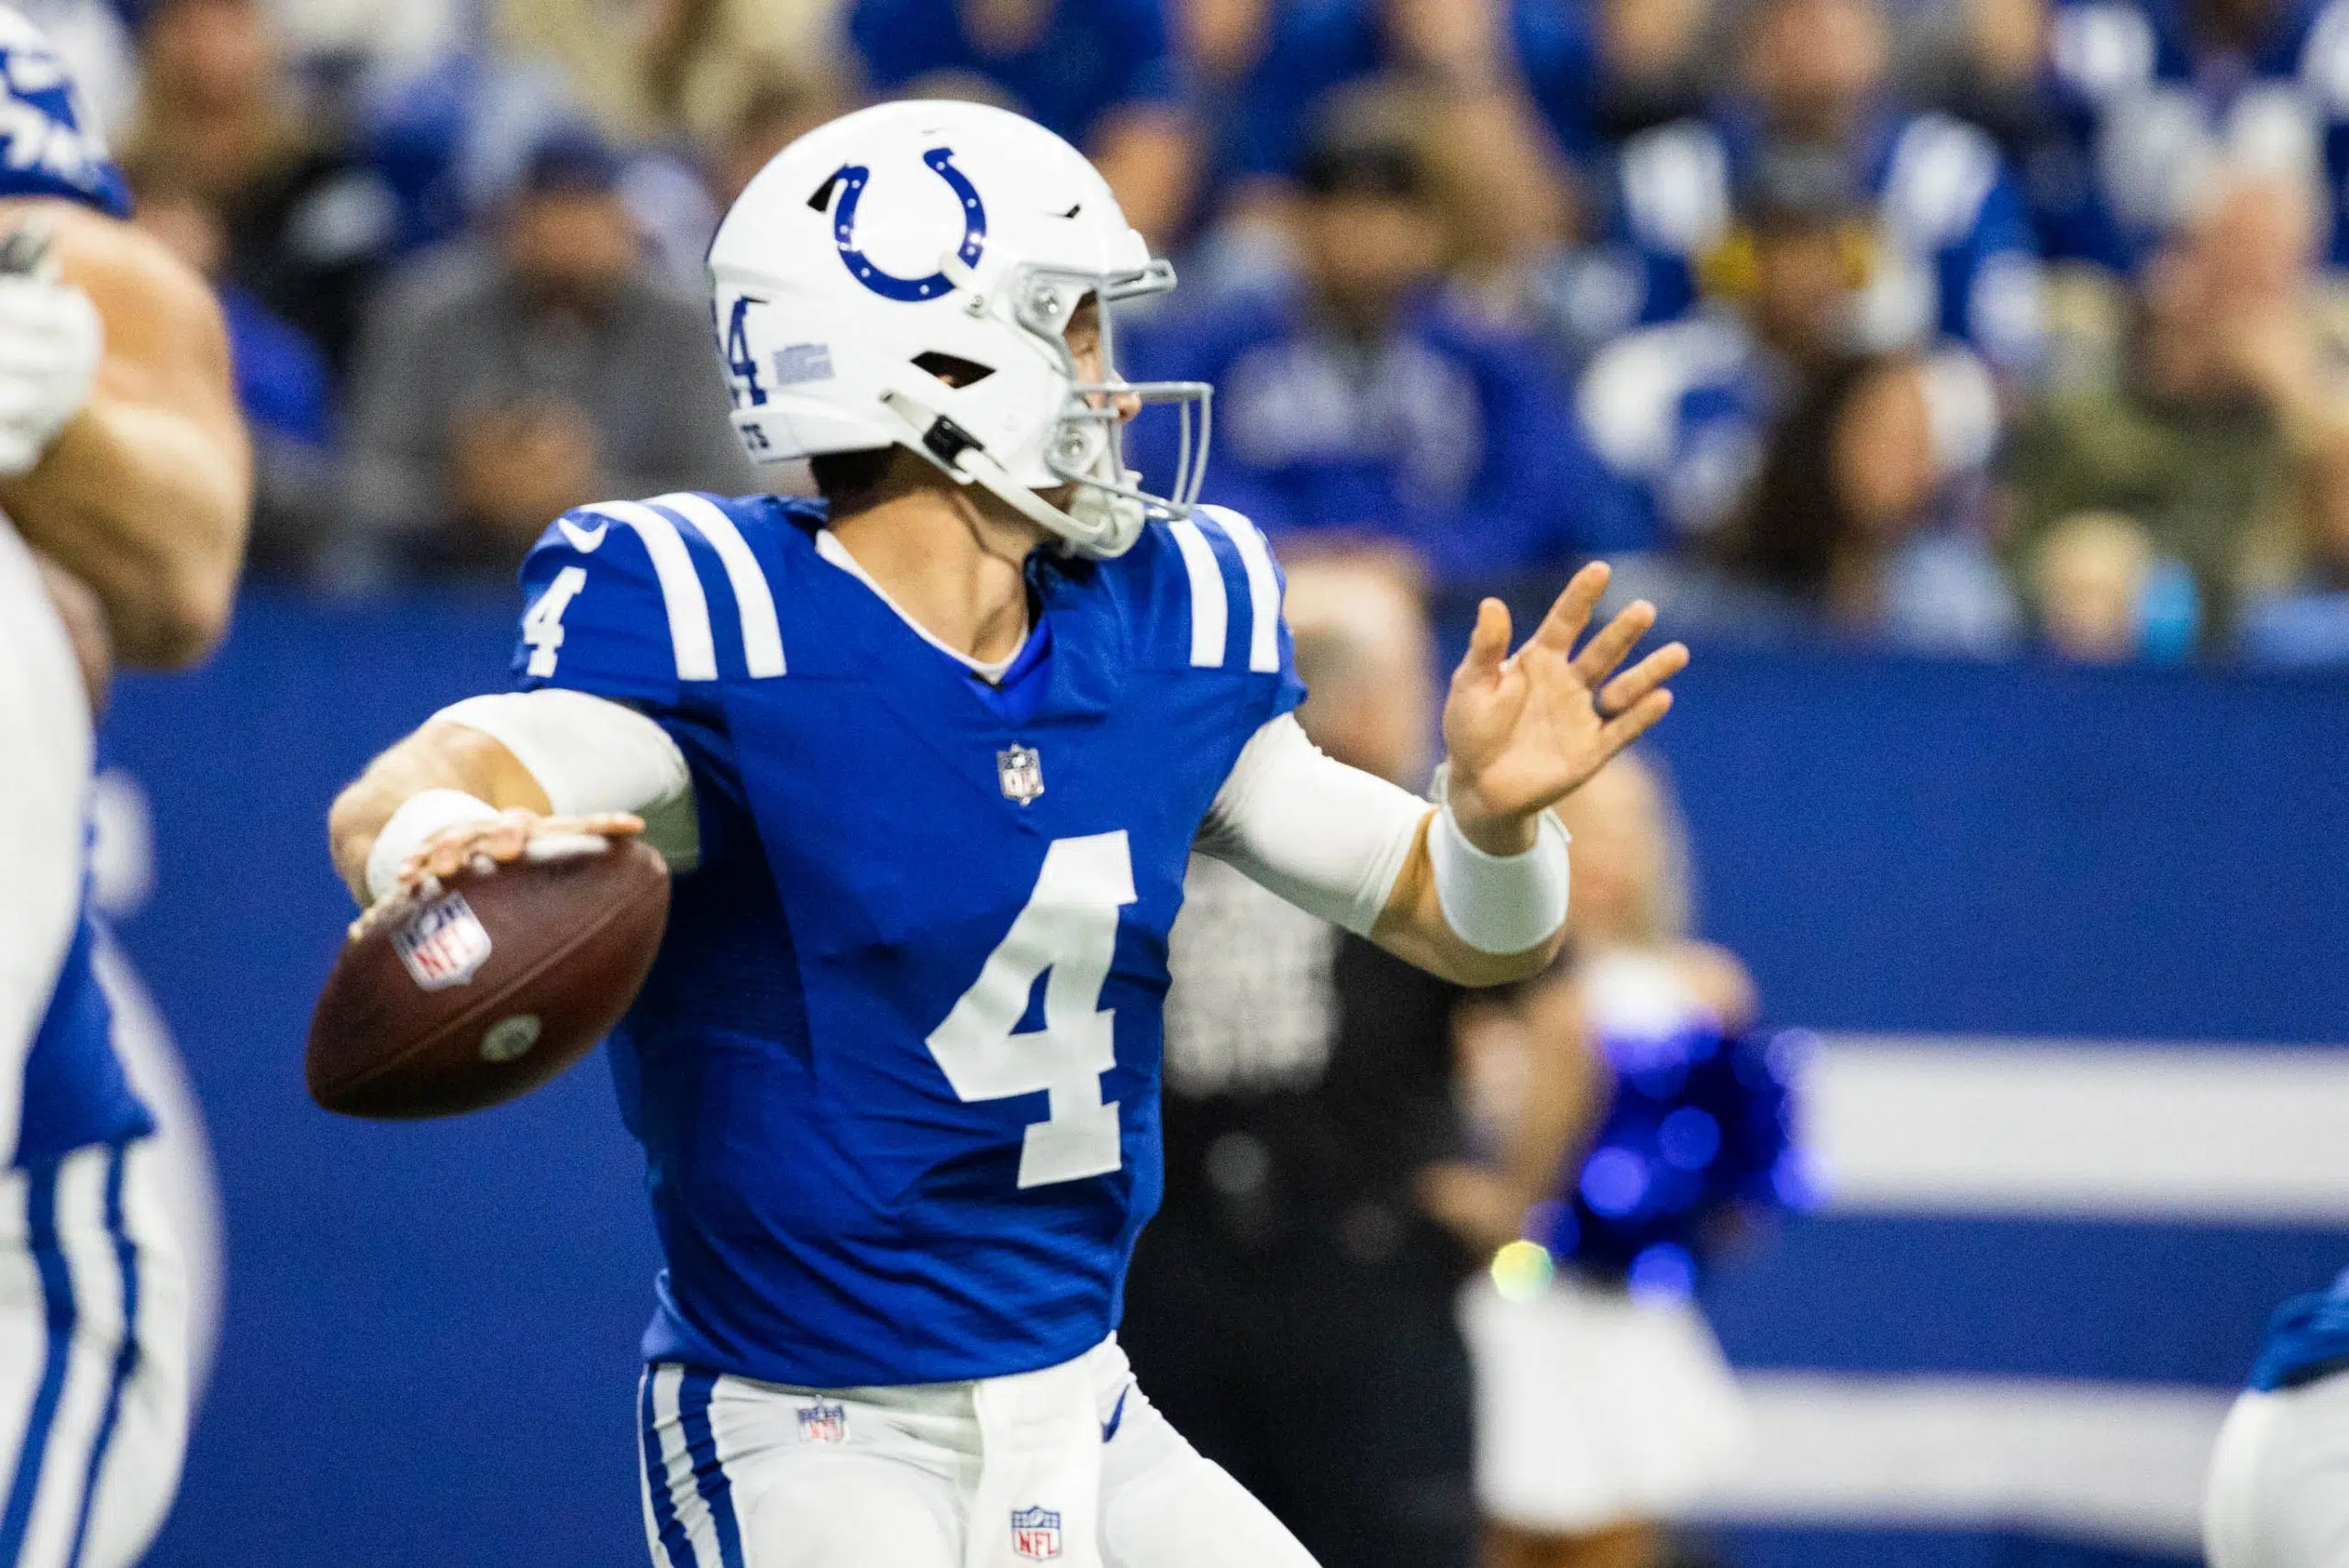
left=364, top=788, right=500, bottom=904
left=1428, top=803, right=1571, bottom=956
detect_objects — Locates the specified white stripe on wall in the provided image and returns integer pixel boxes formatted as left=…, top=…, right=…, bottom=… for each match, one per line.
left=1691, top=1372, right=2232, bottom=1554
left=1806, top=1034, right=2349, bottom=1224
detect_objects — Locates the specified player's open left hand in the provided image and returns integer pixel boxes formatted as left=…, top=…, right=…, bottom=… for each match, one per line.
left=347, top=810, right=645, bottom=941
left=1442, top=562, right=1687, bottom=854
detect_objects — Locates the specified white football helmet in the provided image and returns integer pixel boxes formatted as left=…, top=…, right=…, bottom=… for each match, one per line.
left=707, top=99, right=1211, bottom=559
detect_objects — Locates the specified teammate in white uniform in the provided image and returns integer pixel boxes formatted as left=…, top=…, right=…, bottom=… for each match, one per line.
left=324, top=101, right=1687, bottom=1568
left=0, top=8, right=249, bottom=1564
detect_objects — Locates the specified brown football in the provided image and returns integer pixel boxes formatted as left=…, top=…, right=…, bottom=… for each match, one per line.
left=306, top=834, right=670, bottom=1118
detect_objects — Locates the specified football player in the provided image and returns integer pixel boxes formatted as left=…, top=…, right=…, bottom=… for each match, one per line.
left=2205, top=1268, right=2349, bottom=1568
left=326, top=100, right=1683, bottom=1568
left=0, top=6, right=250, bottom=1566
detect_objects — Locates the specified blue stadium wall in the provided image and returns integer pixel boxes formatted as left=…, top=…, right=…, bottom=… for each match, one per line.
left=95, top=591, right=2349, bottom=1568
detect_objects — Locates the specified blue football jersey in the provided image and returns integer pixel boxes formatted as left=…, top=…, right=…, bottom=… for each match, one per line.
left=0, top=6, right=130, bottom=217
left=2250, top=1265, right=2349, bottom=1392
left=511, top=491, right=1303, bottom=1388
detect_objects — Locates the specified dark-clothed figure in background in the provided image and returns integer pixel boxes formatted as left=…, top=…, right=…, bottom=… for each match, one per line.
left=1126, top=90, right=1613, bottom=589
left=123, top=0, right=405, bottom=372
left=1121, top=551, right=1546, bottom=1568
left=338, top=126, right=757, bottom=584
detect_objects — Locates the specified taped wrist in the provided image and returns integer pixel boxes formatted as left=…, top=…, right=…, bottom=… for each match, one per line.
left=364, top=788, right=499, bottom=905
left=1429, top=803, right=1571, bottom=955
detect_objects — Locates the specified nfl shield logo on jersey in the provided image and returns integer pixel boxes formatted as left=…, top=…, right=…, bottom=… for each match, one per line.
left=392, top=892, right=494, bottom=991
left=1010, top=1507, right=1062, bottom=1561
left=997, top=744, right=1044, bottom=806
left=796, top=1401, right=847, bottom=1444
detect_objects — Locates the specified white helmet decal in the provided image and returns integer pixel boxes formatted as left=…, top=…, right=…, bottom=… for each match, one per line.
left=707, top=100, right=1211, bottom=559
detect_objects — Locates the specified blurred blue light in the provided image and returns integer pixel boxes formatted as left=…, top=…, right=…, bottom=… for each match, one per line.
left=1581, top=1147, right=1650, bottom=1218
left=1658, top=1106, right=1721, bottom=1170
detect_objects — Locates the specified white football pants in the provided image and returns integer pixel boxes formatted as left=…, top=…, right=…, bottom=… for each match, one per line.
left=0, top=1139, right=190, bottom=1568
left=2206, top=1374, right=2349, bottom=1568
left=638, top=1336, right=1321, bottom=1568
left=0, top=521, right=91, bottom=1140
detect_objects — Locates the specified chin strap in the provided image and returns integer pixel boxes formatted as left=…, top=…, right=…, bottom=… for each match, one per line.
left=877, top=389, right=1135, bottom=557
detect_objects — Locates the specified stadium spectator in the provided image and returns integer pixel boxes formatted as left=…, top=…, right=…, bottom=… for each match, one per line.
left=122, top=0, right=405, bottom=372
left=493, top=0, right=841, bottom=149
left=1601, top=0, right=2045, bottom=376
left=1455, top=751, right=1790, bottom=1568
left=1696, top=348, right=2021, bottom=651
left=2037, top=0, right=2349, bottom=271
left=2008, top=169, right=2349, bottom=654
left=134, top=182, right=338, bottom=579
left=1124, top=552, right=1528, bottom=1568
left=1126, top=88, right=1615, bottom=586
left=1578, top=140, right=2013, bottom=653
left=845, top=0, right=1199, bottom=244
left=336, top=127, right=756, bottom=584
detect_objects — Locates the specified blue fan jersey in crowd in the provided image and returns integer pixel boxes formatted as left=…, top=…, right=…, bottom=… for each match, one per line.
left=847, top=0, right=1182, bottom=151
left=2042, top=0, right=2349, bottom=270
left=1607, top=110, right=2043, bottom=374
left=0, top=6, right=130, bottom=219
left=3, top=5, right=150, bottom=1170
left=1123, top=288, right=1640, bottom=581
left=2250, top=1266, right=2349, bottom=1392
left=1210, top=0, right=1609, bottom=185
left=512, top=491, right=1302, bottom=1388
left=1530, top=955, right=1807, bottom=1296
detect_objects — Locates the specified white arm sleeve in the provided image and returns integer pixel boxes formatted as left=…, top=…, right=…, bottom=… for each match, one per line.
left=433, top=689, right=701, bottom=873
left=1193, top=714, right=1430, bottom=938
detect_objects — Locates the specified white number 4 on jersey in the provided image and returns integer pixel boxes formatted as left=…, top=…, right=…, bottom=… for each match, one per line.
left=522, top=566, right=588, bottom=678
left=926, top=832, right=1136, bottom=1188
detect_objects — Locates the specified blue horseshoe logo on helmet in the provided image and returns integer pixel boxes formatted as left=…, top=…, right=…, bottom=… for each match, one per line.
left=829, top=147, right=986, bottom=303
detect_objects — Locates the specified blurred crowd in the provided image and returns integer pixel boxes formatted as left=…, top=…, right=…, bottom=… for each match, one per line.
left=59, top=0, right=2349, bottom=663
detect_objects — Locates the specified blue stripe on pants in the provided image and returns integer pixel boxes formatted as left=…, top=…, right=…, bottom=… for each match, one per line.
left=63, top=1147, right=136, bottom=1568
left=0, top=1162, right=77, bottom=1563
left=640, top=1368, right=696, bottom=1568
left=677, top=1373, right=745, bottom=1568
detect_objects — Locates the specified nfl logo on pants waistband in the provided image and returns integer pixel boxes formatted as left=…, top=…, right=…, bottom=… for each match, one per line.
left=1010, top=1506, right=1062, bottom=1561
left=796, top=1401, right=847, bottom=1444
left=997, top=744, right=1044, bottom=806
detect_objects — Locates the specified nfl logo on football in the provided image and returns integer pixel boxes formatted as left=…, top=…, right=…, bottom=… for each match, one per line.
left=795, top=1401, right=847, bottom=1444
left=392, top=893, right=495, bottom=992
left=1010, top=1506, right=1062, bottom=1561
left=997, top=744, right=1044, bottom=806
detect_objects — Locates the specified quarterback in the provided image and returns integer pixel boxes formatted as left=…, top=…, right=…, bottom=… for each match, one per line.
left=0, top=6, right=250, bottom=1566
left=328, top=101, right=1683, bottom=1568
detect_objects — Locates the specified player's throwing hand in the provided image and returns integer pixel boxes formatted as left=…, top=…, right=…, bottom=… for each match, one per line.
left=346, top=810, right=644, bottom=940
left=1442, top=562, right=1688, bottom=855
